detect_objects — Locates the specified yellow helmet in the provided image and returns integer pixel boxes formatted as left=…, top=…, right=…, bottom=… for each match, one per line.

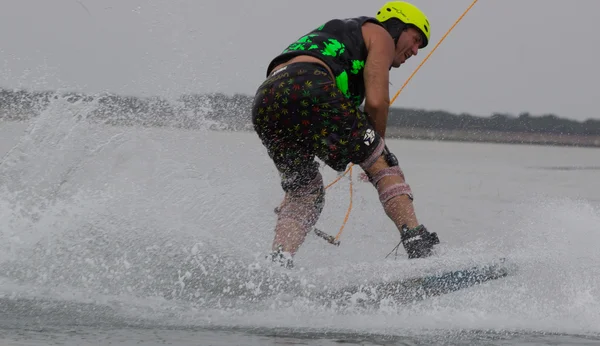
left=376, top=1, right=431, bottom=48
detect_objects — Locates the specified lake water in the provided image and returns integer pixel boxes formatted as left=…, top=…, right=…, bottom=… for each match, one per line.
left=1, top=98, right=599, bottom=345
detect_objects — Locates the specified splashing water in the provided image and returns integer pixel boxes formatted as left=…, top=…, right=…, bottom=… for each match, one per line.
left=1, top=93, right=600, bottom=341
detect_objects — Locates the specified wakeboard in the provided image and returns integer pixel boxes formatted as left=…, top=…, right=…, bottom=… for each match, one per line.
left=315, top=258, right=514, bottom=308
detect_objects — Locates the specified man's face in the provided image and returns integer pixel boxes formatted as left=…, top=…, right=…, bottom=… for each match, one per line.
left=392, top=27, right=423, bottom=68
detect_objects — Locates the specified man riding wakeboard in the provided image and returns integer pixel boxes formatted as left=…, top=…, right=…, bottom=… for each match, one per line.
left=251, top=1, right=440, bottom=268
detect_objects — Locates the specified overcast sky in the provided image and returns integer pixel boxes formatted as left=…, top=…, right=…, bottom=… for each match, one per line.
left=0, top=0, right=598, bottom=121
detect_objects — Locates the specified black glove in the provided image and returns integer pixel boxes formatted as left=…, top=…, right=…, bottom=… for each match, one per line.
left=400, top=224, right=440, bottom=259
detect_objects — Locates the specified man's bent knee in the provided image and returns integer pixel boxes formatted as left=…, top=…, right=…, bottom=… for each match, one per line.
left=358, top=139, right=385, bottom=171
left=359, top=142, right=414, bottom=204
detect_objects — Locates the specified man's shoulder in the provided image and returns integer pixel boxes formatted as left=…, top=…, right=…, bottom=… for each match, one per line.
left=320, top=16, right=381, bottom=27
left=360, top=19, right=391, bottom=48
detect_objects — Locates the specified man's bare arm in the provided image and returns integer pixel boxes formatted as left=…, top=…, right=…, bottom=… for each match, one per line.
left=362, top=23, right=395, bottom=138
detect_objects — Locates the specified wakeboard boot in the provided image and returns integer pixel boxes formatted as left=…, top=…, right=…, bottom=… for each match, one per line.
left=400, top=224, right=440, bottom=259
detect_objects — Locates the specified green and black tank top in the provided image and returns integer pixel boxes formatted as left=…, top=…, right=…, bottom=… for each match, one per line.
left=266, top=16, right=384, bottom=107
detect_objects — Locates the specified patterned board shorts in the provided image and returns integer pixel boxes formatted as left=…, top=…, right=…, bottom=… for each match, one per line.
left=251, top=62, right=381, bottom=192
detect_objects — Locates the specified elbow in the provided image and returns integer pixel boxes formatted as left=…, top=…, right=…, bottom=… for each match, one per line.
left=365, top=97, right=390, bottom=113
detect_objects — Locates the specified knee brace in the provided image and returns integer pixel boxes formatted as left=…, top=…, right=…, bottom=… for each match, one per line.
left=372, top=165, right=414, bottom=204
left=360, top=142, right=414, bottom=204
left=275, top=172, right=325, bottom=230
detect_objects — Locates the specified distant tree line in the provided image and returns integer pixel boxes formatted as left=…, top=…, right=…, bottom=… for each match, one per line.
left=1, top=88, right=599, bottom=136
left=387, top=108, right=600, bottom=136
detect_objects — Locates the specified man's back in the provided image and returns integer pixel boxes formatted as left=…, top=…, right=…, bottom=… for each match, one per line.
left=266, top=16, right=385, bottom=107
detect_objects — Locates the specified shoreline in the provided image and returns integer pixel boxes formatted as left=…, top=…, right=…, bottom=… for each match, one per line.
left=384, top=127, right=600, bottom=148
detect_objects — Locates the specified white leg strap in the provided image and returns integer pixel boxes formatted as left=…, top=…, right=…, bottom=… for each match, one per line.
left=369, top=166, right=405, bottom=187
left=379, top=183, right=413, bottom=204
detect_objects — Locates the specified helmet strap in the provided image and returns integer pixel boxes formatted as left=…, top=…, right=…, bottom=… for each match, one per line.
left=381, top=18, right=407, bottom=46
